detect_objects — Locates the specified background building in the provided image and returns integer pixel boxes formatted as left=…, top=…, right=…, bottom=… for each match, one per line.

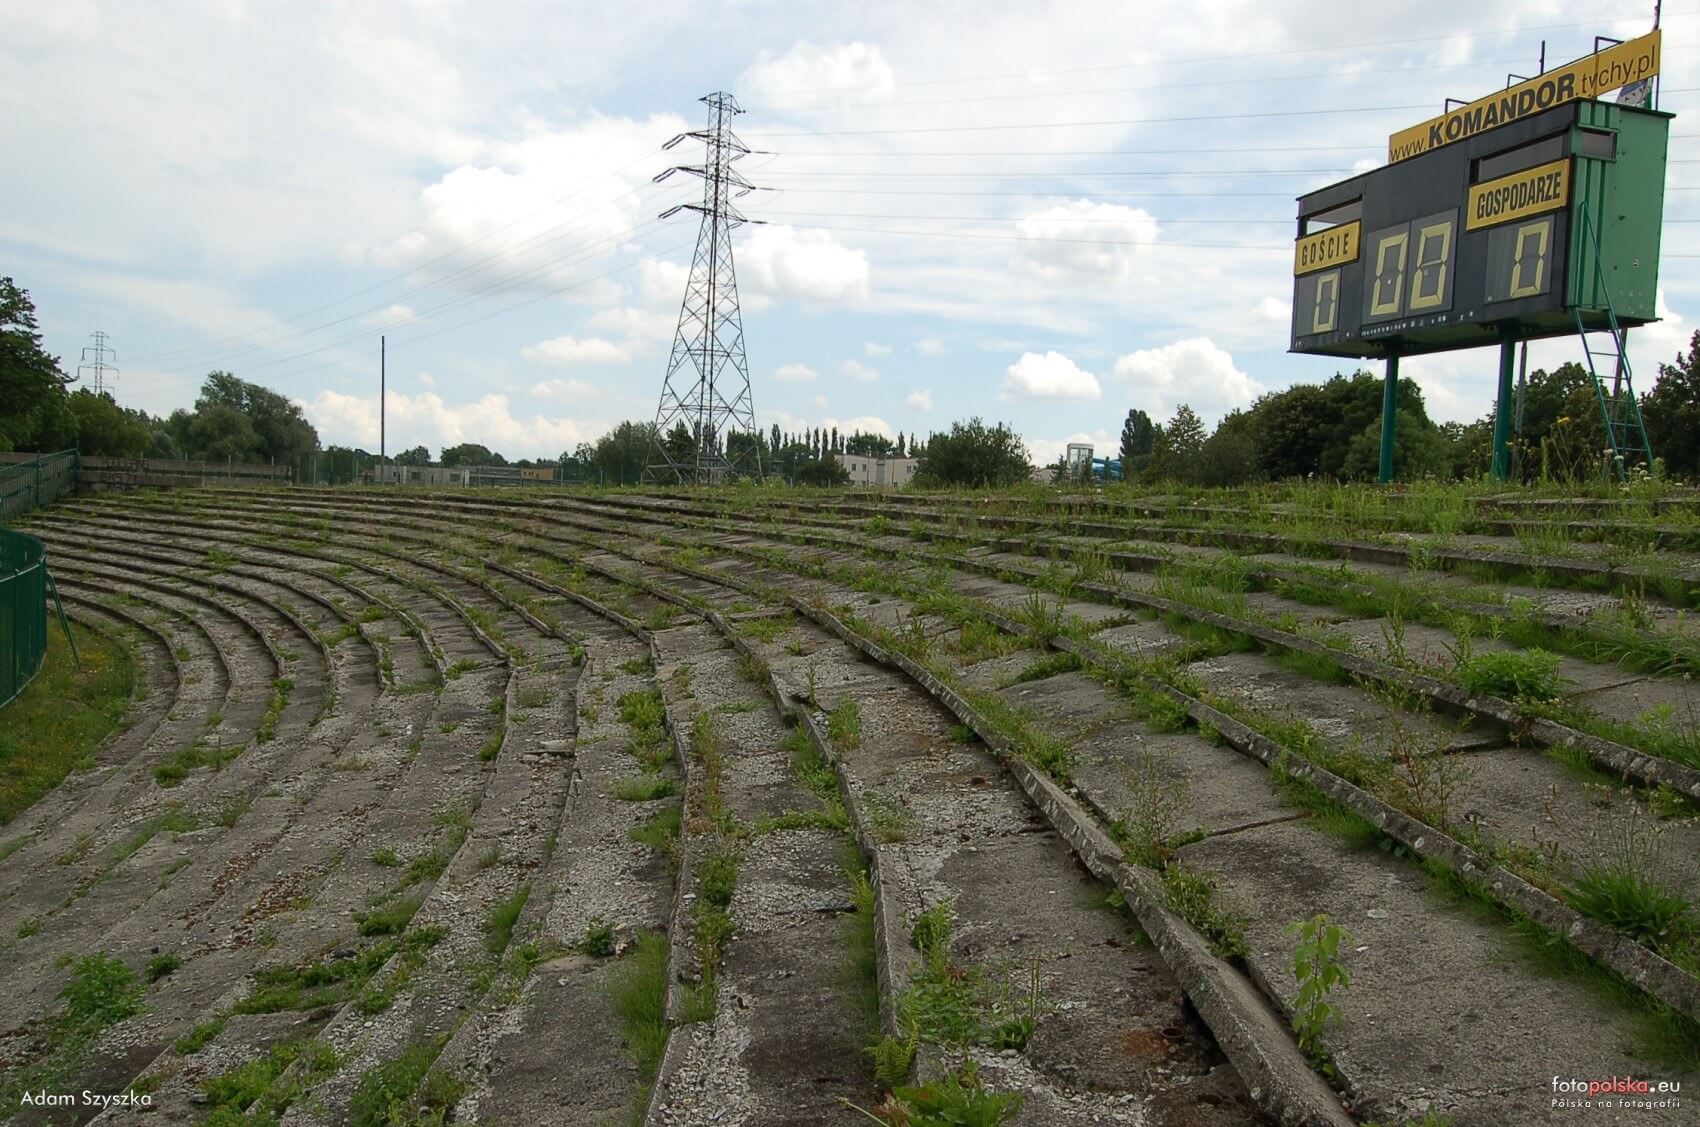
left=834, top=453, right=918, bottom=488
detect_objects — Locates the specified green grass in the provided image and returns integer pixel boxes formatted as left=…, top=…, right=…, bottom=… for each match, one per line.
left=629, top=805, right=681, bottom=856
left=1455, top=648, right=1568, bottom=702
left=235, top=929, right=444, bottom=1015
left=609, top=930, right=671, bottom=1107
left=486, top=883, right=531, bottom=955
left=198, top=1035, right=340, bottom=1124
left=1569, top=861, right=1698, bottom=970
left=612, top=775, right=678, bottom=801
left=0, top=625, right=133, bottom=824
left=0, top=953, right=146, bottom=1111
left=349, top=1039, right=460, bottom=1127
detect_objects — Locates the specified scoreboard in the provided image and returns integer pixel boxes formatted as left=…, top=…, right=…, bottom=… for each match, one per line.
left=1290, top=94, right=1669, bottom=359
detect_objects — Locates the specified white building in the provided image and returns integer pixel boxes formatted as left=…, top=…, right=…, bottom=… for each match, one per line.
left=834, top=453, right=918, bottom=488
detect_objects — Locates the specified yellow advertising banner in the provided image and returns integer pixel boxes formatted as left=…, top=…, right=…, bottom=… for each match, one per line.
left=1389, top=30, right=1660, bottom=163
left=1466, top=159, right=1570, bottom=230
left=1293, top=221, right=1361, bottom=276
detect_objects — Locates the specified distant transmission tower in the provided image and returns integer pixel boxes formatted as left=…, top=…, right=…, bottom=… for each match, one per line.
left=78, top=331, right=119, bottom=395
left=647, top=91, right=762, bottom=484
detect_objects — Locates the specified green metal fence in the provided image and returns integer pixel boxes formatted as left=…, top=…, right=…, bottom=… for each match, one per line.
left=0, top=529, right=49, bottom=709
left=1, top=450, right=80, bottom=521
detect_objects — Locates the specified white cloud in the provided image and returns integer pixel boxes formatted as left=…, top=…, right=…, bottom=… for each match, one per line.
left=304, top=388, right=607, bottom=460
left=739, top=225, right=870, bottom=304
left=369, top=114, right=684, bottom=294
left=812, top=394, right=829, bottom=409
left=1002, top=351, right=1102, bottom=401
left=1253, top=297, right=1292, bottom=325
left=864, top=341, right=891, bottom=356
left=587, top=305, right=676, bottom=344
left=738, top=41, right=896, bottom=108
left=1112, top=337, right=1263, bottom=423
left=841, top=359, right=879, bottom=383
left=638, top=258, right=689, bottom=305
left=774, top=363, right=819, bottom=383
left=1016, top=200, right=1159, bottom=282
left=364, top=303, right=416, bottom=328
left=522, top=334, right=630, bottom=366
left=531, top=377, right=599, bottom=401
left=916, top=337, right=945, bottom=356
left=905, top=389, right=933, bottom=411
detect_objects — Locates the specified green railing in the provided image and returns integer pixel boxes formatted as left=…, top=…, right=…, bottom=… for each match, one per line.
left=0, top=529, right=49, bottom=709
left=1, top=449, right=80, bottom=521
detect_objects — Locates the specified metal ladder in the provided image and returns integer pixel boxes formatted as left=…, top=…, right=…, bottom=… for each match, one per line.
left=1572, top=205, right=1655, bottom=481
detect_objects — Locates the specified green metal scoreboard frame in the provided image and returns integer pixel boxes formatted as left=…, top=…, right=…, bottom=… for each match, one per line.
left=1288, top=29, right=1670, bottom=481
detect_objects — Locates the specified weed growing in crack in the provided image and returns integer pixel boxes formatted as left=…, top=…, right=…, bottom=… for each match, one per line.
left=582, top=917, right=617, bottom=958
left=486, top=883, right=531, bottom=955
left=1116, top=751, right=1201, bottom=868
left=1160, top=866, right=1248, bottom=960
left=847, top=1061, right=1022, bottom=1126
left=1455, top=648, right=1568, bottom=702
left=609, top=929, right=670, bottom=1110
left=613, top=775, right=678, bottom=802
left=1287, top=913, right=1351, bottom=1072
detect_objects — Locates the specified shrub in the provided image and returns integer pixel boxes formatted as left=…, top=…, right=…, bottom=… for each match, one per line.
left=1455, top=648, right=1568, bottom=702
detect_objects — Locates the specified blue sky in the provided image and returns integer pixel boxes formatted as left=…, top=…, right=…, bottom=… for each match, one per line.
left=4, top=0, right=1696, bottom=465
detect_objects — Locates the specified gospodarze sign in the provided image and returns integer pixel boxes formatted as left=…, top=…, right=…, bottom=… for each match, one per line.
left=1389, top=29, right=1661, bottom=162
left=1466, top=159, right=1571, bottom=230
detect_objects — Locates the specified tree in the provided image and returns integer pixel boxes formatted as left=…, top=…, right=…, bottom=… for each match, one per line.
left=845, top=430, right=895, bottom=457
left=440, top=443, right=498, bottom=468
left=194, top=371, right=319, bottom=465
left=67, top=390, right=151, bottom=457
left=1196, top=410, right=1257, bottom=486
left=912, top=417, right=1031, bottom=488
left=591, top=421, right=657, bottom=485
left=393, top=445, right=431, bottom=466
left=1118, top=408, right=1155, bottom=474
left=0, top=277, right=75, bottom=452
left=895, top=433, right=907, bottom=458
left=1146, top=405, right=1206, bottom=482
left=187, top=404, right=263, bottom=462
left=793, top=456, right=850, bottom=486
left=1641, top=331, right=1700, bottom=478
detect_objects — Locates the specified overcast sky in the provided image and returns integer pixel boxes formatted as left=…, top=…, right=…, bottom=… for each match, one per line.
left=4, top=0, right=1696, bottom=463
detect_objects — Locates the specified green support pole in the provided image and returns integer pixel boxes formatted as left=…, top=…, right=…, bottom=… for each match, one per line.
left=1378, top=353, right=1399, bottom=484
left=1490, top=333, right=1517, bottom=481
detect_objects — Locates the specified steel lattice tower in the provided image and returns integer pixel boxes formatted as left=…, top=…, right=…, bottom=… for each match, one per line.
left=78, top=331, right=119, bottom=395
left=647, top=92, right=762, bottom=484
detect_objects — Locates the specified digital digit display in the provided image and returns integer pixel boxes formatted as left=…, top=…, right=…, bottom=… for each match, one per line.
left=1289, top=97, right=1667, bottom=359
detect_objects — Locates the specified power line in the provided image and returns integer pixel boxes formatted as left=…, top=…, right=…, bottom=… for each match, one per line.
left=129, top=178, right=695, bottom=377
left=125, top=146, right=673, bottom=364
left=758, top=166, right=1361, bottom=180
left=779, top=220, right=1290, bottom=251
left=741, top=55, right=1538, bottom=111
left=759, top=209, right=1292, bottom=224
left=743, top=103, right=1435, bottom=138
left=735, top=10, right=1682, bottom=97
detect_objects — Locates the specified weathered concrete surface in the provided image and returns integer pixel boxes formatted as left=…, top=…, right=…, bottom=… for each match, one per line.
left=1179, top=819, right=1680, bottom=1126
left=1450, top=746, right=1700, bottom=901
left=646, top=622, right=871, bottom=1126
left=1185, top=651, right=1496, bottom=754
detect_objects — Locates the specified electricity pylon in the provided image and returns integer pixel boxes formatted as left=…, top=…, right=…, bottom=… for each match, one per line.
left=647, top=92, right=762, bottom=484
left=78, top=331, right=119, bottom=395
